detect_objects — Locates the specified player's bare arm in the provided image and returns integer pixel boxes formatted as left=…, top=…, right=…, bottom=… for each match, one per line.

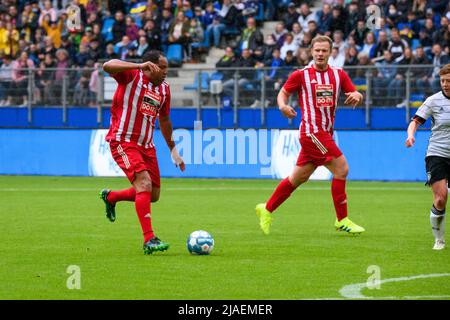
left=277, top=88, right=297, bottom=119
left=344, top=91, right=363, bottom=108
left=159, top=115, right=185, bottom=172
left=102, top=59, right=160, bottom=75
left=405, top=118, right=421, bottom=147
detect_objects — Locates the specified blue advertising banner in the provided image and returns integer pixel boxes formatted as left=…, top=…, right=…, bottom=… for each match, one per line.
left=0, top=129, right=430, bottom=182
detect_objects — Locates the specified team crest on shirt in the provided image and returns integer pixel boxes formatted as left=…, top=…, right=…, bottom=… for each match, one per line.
left=140, top=89, right=162, bottom=117
left=315, top=84, right=334, bottom=108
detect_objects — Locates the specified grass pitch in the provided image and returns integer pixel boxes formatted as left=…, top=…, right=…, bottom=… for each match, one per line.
left=0, top=176, right=448, bottom=300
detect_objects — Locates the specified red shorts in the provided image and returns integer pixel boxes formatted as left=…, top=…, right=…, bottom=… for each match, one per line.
left=297, top=132, right=343, bottom=167
left=109, top=140, right=161, bottom=188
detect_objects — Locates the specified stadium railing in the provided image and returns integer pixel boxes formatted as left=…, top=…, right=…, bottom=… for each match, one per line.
left=0, top=64, right=443, bottom=128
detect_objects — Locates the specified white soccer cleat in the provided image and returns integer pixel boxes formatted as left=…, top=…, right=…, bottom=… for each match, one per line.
left=433, top=240, right=445, bottom=250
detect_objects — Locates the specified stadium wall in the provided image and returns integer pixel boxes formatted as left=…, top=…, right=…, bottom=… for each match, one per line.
left=0, top=128, right=430, bottom=182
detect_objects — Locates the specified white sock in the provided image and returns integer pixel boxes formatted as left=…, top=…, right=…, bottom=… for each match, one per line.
left=430, top=205, right=445, bottom=241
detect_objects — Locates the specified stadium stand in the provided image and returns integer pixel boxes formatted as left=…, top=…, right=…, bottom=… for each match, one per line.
left=0, top=0, right=449, bottom=128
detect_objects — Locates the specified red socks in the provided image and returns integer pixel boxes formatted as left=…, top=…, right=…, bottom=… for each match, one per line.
left=331, top=178, right=348, bottom=221
left=107, top=187, right=136, bottom=204
left=266, top=177, right=297, bottom=213
left=134, top=191, right=154, bottom=242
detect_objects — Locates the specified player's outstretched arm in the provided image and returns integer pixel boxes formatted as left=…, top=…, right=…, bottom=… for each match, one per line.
left=405, top=120, right=420, bottom=148
left=159, top=115, right=185, bottom=172
left=102, top=59, right=160, bottom=75
left=277, top=88, right=297, bottom=119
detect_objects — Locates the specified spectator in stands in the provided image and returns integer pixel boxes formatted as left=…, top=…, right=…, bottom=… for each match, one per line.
left=296, top=48, right=311, bottom=67
left=88, top=62, right=100, bottom=108
left=284, top=50, right=298, bottom=67
left=59, top=34, right=76, bottom=63
left=317, top=3, right=332, bottom=36
left=433, top=16, right=449, bottom=48
left=168, top=11, right=191, bottom=60
left=429, top=43, right=450, bottom=91
left=299, top=31, right=312, bottom=50
left=344, top=45, right=359, bottom=72
left=125, top=16, right=139, bottom=42
left=271, top=22, right=288, bottom=49
left=292, top=22, right=303, bottom=47
left=12, top=51, right=35, bottom=107
left=136, top=36, right=150, bottom=57
left=17, top=1, right=39, bottom=43
left=328, top=46, right=345, bottom=67
left=200, top=2, right=217, bottom=29
left=355, top=51, right=375, bottom=80
left=115, top=35, right=133, bottom=60
left=412, top=47, right=431, bottom=92
left=422, top=17, right=436, bottom=39
left=281, top=3, right=300, bottom=32
left=297, top=3, right=316, bottom=33
left=38, top=0, right=57, bottom=27
left=329, top=5, right=345, bottom=34
left=351, top=20, right=369, bottom=48
left=239, top=17, right=264, bottom=52
left=75, top=44, right=91, bottom=67
left=187, top=17, right=204, bottom=62
left=104, top=43, right=119, bottom=59
left=0, top=55, right=13, bottom=106
left=144, top=19, right=162, bottom=51
left=112, top=11, right=127, bottom=44
left=386, top=3, right=402, bottom=27
left=160, top=8, right=174, bottom=47
left=389, top=28, right=407, bottom=62
left=5, top=21, right=20, bottom=57
left=344, top=1, right=360, bottom=38
left=28, top=44, right=40, bottom=66
left=412, top=0, right=427, bottom=21
left=332, top=30, right=345, bottom=56
left=222, top=48, right=256, bottom=101
left=373, top=50, right=401, bottom=105
left=360, top=32, right=376, bottom=59
left=216, top=46, right=237, bottom=82
left=88, top=38, right=103, bottom=62
left=280, top=33, right=298, bottom=60
left=427, top=0, right=448, bottom=16
left=307, top=20, right=318, bottom=39
left=35, top=53, right=55, bottom=105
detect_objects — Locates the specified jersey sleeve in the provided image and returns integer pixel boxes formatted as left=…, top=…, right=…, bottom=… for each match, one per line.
left=110, top=69, right=137, bottom=85
left=282, top=70, right=303, bottom=93
left=414, top=98, right=433, bottom=122
left=339, top=69, right=356, bottom=93
left=159, top=85, right=171, bottom=117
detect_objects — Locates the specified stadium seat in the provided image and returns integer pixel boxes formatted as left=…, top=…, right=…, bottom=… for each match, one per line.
left=167, top=44, right=183, bottom=67
left=210, top=72, right=224, bottom=81
left=411, top=39, right=421, bottom=51
left=255, top=3, right=264, bottom=22
left=184, top=72, right=210, bottom=91
left=191, top=29, right=210, bottom=51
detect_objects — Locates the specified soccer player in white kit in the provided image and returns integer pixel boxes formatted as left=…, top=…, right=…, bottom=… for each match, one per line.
left=406, top=64, right=450, bottom=250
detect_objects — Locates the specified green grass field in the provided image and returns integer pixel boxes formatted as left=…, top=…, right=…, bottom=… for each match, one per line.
left=0, top=176, right=448, bottom=300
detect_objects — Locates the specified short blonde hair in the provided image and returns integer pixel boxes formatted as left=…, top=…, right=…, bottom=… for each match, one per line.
left=311, top=35, right=333, bottom=51
left=439, top=64, right=450, bottom=77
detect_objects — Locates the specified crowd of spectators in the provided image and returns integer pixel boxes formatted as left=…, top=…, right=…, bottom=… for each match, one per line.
left=0, top=0, right=448, bottom=107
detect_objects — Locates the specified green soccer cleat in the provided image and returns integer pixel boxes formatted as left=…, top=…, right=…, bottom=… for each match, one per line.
left=335, top=217, right=365, bottom=234
left=255, top=203, right=273, bottom=235
left=143, top=237, right=170, bottom=255
left=99, top=189, right=116, bottom=222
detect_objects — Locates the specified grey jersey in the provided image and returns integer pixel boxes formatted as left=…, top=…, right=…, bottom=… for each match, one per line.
left=415, top=91, right=450, bottom=158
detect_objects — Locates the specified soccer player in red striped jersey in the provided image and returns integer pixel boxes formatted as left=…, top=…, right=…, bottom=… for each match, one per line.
left=256, top=36, right=366, bottom=235
left=99, top=50, right=185, bottom=254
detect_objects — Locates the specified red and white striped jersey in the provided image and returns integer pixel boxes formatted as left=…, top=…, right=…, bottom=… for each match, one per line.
left=283, top=64, right=355, bottom=137
left=106, top=69, right=171, bottom=149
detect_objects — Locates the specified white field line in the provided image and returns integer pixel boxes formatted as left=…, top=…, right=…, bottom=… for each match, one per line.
left=339, top=273, right=450, bottom=299
left=0, top=186, right=429, bottom=192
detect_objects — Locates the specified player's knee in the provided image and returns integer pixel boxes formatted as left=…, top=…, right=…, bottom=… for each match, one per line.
left=135, top=179, right=152, bottom=193
left=434, top=195, right=447, bottom=210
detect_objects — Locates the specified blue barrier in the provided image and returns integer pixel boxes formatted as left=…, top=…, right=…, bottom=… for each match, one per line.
left=0, top=128, right=431, bottom=182
left=0, top=107, right=431, bottom=129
